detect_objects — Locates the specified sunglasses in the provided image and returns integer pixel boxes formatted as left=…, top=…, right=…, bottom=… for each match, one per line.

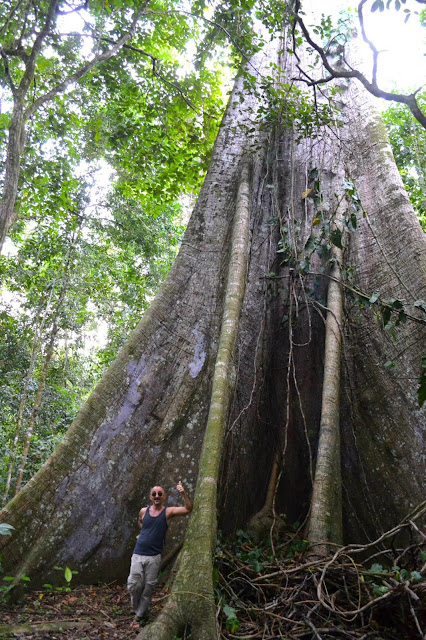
left=151, top=491, right=163, bottom=497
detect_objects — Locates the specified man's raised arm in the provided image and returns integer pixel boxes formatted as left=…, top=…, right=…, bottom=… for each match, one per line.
left=166, top=481, right=193, bottom=518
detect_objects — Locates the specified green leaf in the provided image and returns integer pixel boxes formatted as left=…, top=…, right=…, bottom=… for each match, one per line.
left=330, top=228, right=343, bottom=249
left=226, top=616, right=240, bottom=633
left=368, top=563, right=387, bottom=574
left=410, top=571, right=423, bottom=582
left=64, top=566, right=73, bottom=583
left=223, top=605, right=237, bottom=619
left=0, top=523, right=15, bottom=536
left=223, top=607, right=240, bottom=633
left=372, top=583, right=389, bottom=596
left=304, top=234, right=316, bottom=252
left=382, top=307, right=391, bottom=327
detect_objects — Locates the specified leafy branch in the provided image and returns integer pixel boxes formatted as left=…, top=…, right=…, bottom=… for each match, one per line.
left=24, top=1, right=150, bottom=120
left=145, top=8, right=264, bottom=76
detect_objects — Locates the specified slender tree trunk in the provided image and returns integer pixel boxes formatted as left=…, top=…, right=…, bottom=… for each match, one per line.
left=12, top=226, right=75, bottom=494
left=0, top=103, right=26, bottom=250
left=4, top=232, right=74, bottom=500
left=307, top=212, right=345, bottom=555
left=0, top=0, right=59, bottom=250
left=14, top=309, right=62, bottom=494
left=2, top=295, right=54, bottom=505
left=3, top=347, right=37, bottom=505
left=254, top=450, right=281, bottom=517
left=247, top=450, right=283, bottom=540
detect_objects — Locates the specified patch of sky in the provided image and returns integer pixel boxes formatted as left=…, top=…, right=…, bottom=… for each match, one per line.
left=320, top=0, right=425, bottom=94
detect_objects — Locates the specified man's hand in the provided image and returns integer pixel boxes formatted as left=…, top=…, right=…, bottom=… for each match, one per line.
left=176, top=481, right=185, bottom=493
left=166, top=481, right=193, bottom=520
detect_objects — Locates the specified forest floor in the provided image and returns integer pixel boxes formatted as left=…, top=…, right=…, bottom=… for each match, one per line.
left=1, top=523, right=425, bottom=640
left=1, top=561, right=425, bottom=640
left=0, top=582, right=146, bottom=640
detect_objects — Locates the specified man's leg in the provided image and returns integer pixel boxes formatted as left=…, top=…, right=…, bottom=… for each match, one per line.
left=133, top=554, right=161, bottom=620
left=127, top=554, right=145, bottom=616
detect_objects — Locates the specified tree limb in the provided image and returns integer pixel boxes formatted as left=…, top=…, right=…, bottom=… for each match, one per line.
left=57, top=0, right=88, bottom=15
left=358, top=0, right=379, bottom=87
left=18, top=0, right=59, bottom=97
left=2, top=42, right=30, bottom=63
left=293, top=0, right=426, bottom=129
left=0, top=47, right=17, bottom=94
left=40, top=31, right=157, bottom=62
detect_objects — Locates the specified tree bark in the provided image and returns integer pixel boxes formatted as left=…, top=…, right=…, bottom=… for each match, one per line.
left=338, top=80, right=426, bottom=542
left=0, top=103, right=26, bottom=250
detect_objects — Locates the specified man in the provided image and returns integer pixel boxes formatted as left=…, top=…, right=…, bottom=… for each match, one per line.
left=127, top=481, right=193, bottom=628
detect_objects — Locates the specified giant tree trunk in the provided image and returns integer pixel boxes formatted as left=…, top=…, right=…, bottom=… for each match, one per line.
left=1, top=25, right=425, bottom=612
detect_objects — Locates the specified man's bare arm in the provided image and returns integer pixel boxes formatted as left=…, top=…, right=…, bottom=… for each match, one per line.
left=166, top=481, right=193, bottom=519
left=138, top=506, right=147, bottom=529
